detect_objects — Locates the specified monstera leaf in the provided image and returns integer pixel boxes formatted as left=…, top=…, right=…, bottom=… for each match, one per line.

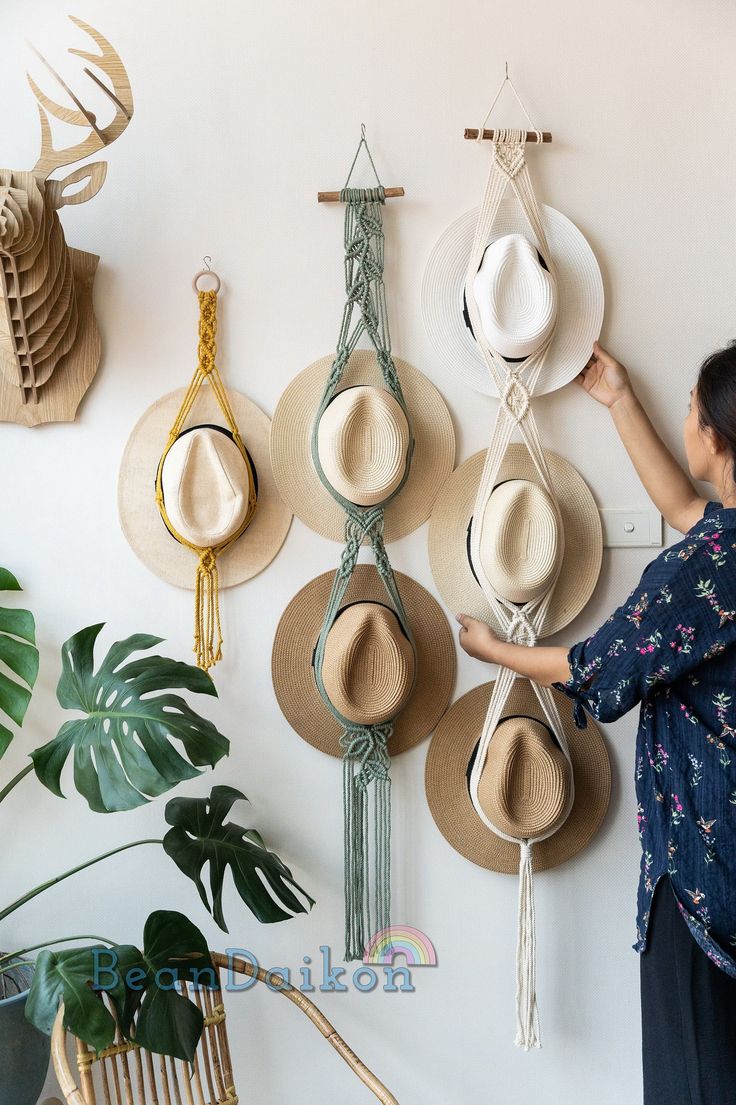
left=26, top=911, right=216, bottom=1062
left=31, top=624, right=229, bottom=812
left=0, top=568, right=39, bottom=760
left=164, top=786, right=315, bottom=931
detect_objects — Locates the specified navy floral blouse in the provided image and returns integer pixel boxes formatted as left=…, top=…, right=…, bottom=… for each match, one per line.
left=554, top=502, right=736, bottom=975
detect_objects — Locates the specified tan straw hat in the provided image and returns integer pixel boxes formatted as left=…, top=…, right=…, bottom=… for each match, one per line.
left=471, top=233, right=558, bottom=361
left=270, top=350, right=455, bottom=543
left=476, top=716, right=571, bottom=840
left=320, top=602, right=416, bottom=727
left=119, top=386, right=292, bottom=590
left=272, top=565, right=456, bottom=757
left=422, top=197, right=603, bottom=397
left=425, top=680, right=610, bottom=874
left=428, top=443, right=602, bottom=637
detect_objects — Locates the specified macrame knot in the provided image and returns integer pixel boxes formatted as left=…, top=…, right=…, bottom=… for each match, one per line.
left=199, top=548, right=217, bottom=573
left=341, top=723, right=392, bottom=788
left=502, top=373, right=531, bottom=423
left=506, top=609, right=538, bottom=647
left=493, top=129, right=526, bottom=179
left=194, top=547, right=222, bottom=672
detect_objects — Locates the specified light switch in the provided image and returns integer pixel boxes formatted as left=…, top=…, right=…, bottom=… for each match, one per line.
left=600, top=508, right=663, bottom=548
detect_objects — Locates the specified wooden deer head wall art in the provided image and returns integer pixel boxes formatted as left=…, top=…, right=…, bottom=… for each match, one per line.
left=0, top=16, right=133, bottom=427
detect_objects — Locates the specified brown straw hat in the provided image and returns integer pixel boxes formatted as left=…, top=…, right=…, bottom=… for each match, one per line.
left=428, top=443, right=602, bottom=637
left=425, top=679, right=610, bottom=874
left=273, top=565, right=456, bottom=757
left=270, top=350, right=455, bottom=543
left=119, top=387, right=291, bottom=589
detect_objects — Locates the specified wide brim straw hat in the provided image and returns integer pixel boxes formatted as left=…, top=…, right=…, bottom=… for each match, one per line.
left=428, top=443, right=602, bottom=637
left=270, top=350, right=455, bottom=543
left=425, top=679, right=611, bottom=874
left=119, top=386, right=291, bottom=589
left=422, top=197, right=604, bottom=397
left=272, top=565, right=456, bottom=757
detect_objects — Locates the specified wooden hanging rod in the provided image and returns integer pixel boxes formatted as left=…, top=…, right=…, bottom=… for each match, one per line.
left=318, top=187, right=405, bottom=203
left=464, top=128, right=552, bottom=142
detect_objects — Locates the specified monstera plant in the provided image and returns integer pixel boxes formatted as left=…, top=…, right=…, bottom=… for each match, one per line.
left=0, top=568, right=312, bottom=1083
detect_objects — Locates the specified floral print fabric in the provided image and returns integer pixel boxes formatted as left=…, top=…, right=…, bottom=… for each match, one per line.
left=554, top=502, right=736, bottom=975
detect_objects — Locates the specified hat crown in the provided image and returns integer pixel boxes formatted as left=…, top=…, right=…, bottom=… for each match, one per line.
left=317, top=385, right=410, bottom=507
left=160, top=426, right=254, bottom=550
left=472, top=233, right=557, bottom=360
left=321, top=602, right=415, bottom=726
left=476, top=716, right=571, bottom=840
left=475, top=479, right=560, bottom=603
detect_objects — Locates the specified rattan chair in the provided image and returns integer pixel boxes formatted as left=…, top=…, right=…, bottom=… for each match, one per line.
left=51, top=952, right=399, bottom=1104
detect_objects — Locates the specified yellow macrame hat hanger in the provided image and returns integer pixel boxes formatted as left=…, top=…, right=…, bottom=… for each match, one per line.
left=155, top=263, right=258, bottom=671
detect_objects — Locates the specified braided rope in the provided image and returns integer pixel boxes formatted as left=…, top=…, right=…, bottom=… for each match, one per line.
left=310, top=135, right=416, bottom=961
left=464, top=124, right=576, bottom=1050
left=155, top=289, right=257, bottom=671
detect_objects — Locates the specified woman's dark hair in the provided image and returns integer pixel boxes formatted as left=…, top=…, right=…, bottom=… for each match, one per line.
left=697, top=341, right=736, bottom=485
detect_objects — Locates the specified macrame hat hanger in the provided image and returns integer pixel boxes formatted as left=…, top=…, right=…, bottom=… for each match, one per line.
left=431, top=72, right=602, bottom=1049
left=119, top=264, right=292, bottom=668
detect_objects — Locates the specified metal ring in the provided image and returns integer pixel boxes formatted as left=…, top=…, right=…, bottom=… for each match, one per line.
left=192, top=269, right=221, bottom=294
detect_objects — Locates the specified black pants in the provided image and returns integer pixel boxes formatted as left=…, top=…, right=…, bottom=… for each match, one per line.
left=641, top=876, right=736, bottom=1104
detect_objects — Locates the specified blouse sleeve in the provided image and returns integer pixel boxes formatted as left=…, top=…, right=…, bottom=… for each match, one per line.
left=553, top=535, right=736, bottom=727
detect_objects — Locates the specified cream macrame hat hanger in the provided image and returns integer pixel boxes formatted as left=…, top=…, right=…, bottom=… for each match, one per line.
left=430, top=73, right=604, bottom=1051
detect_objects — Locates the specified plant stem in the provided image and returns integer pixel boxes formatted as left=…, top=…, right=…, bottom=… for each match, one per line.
left=0, top=935, right=115, bottom=965
left=0, top=960, right=32, bottom=978
left=0, top=762, right=33, bottom=806
left=0, top=839, right=162, bottom=923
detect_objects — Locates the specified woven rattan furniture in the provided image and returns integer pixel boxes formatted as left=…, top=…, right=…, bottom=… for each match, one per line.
left=51, top=952, right=399, bottom=1104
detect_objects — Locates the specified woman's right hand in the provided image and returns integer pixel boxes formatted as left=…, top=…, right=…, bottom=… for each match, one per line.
left=577, top=342, right=633, bottom=408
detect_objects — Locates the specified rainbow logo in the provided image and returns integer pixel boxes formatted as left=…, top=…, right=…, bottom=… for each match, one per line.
left=363, top=926, right=438, bottom=966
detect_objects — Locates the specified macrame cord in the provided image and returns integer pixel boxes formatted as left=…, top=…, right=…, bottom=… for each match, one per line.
left=311, top=132, right=417, bottom=961
left=465, top=79, right=576, bottom=1049
left=155, top=288, right=257, bottom=672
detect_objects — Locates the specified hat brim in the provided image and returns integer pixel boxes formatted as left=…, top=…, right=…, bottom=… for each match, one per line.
left=428, top=444, right=602, bottom=637
left=118, top=387, right=291, bottom=589
left=421, top=199, right=604, bottom=397
left=270, top=350, right=455, bottom=543
left=272, top=565, right=456, bottom=757
left=425, top=679, right=611, bottom=873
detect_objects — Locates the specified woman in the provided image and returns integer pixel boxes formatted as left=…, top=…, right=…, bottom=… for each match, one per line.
left=458, top=341, right=736, bottom=1104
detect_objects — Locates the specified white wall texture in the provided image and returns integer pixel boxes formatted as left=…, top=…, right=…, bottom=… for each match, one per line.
left=2, top=1, right=736, bottom=1102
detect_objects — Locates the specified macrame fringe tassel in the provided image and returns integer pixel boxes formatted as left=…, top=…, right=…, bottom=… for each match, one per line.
left=194, top=549, right=223, bottom=672
left=515, top=840, right=541, bottom=1050
left=343, top=757, right=391, bottom=961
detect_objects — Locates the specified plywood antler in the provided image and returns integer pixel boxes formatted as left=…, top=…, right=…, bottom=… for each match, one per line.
left=29, top=16, right=133, bottom=178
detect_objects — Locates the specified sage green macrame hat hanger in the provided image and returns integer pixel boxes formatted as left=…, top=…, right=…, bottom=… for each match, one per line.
left=310, top=129, right=417, bottom=961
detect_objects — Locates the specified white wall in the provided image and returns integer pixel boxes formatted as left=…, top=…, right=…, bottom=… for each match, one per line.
left=2, top=1, right=736, bottom=1102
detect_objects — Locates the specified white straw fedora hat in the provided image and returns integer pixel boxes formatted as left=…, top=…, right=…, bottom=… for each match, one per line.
left=119, top=387, right=291, bottom=591
left=422, top=196, right=603, bottom=396
left=272, top=565, right=456, bottom=758
left=270, top=350, right=455, bottom=543
left=471, top=233, right=557, bottom=361
left=429, top=443, right=602, bottom=637
left=425, top=679, right=610, bottom=875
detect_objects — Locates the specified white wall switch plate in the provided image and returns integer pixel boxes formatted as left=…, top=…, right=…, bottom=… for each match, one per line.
left=600, top=508, right=663, bottom=548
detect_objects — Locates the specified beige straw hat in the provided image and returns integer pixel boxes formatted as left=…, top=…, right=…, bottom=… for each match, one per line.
left=272, top=565, right=456, bottom=757
left=428, top=443, right=602, bottom=637
left=119, top=386, right=291, bottom=589
left=422, top=197, right=603, bottom=397
left=425, top=679, right=610, bottom=874
left=270, top=350, right=455, bottom=543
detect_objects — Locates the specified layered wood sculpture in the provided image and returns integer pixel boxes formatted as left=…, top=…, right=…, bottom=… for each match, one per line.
left=0, top=17, right=133, bottom=427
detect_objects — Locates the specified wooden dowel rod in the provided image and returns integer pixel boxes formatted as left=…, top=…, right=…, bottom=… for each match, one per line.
left=464, top=128, right=552, bottom=142
left=317, top=187, right=405, bottom=203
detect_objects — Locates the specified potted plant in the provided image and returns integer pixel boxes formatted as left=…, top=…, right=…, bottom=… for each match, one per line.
left=0, top=568, right=313, bottom=1103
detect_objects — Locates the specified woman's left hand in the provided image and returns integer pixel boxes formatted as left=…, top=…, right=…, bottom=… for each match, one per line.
left=456, top=614, right=500, bottom=662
